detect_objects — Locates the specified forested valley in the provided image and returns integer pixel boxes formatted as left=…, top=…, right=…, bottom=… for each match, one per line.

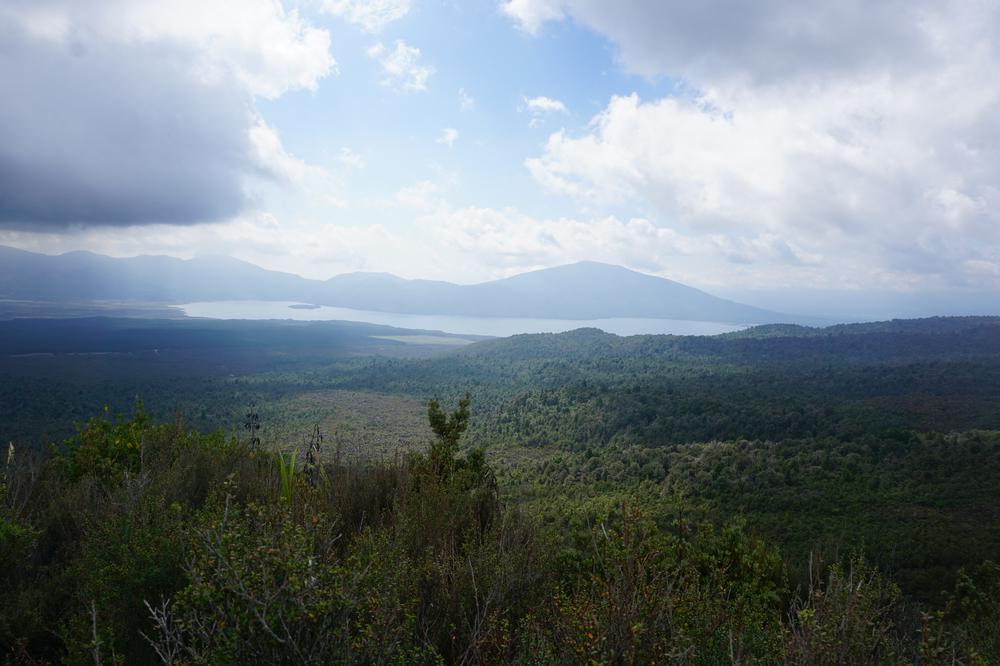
left=3, top=316, right=1000, bottom=663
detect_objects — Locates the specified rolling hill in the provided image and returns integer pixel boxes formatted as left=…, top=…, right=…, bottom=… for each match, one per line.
left=0, top=246, right=792, bottom=323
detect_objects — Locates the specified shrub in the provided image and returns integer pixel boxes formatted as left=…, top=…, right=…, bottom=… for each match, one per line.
left=784, top=553, right=905, bottom=665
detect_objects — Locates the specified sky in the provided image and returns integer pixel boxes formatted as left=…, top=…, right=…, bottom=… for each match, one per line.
left=1, top=0, right=999, bottom=300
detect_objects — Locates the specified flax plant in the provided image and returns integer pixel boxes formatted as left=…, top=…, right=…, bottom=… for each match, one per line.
left=278, top=449, right=297, bottom=504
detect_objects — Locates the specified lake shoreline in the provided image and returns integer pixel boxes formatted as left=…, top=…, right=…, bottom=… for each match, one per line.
left=176, top=300, right=749, bottom=337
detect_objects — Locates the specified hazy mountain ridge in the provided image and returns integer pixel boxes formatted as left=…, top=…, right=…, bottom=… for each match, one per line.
left=0, top=246, right=791, bottom=323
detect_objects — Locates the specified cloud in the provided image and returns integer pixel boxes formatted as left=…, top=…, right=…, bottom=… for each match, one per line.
left=335, top=147, right=366, bottom=169
left=500, top=0, right=942, bottom=83
left=429, top=206, right=688, bottom=274
left=0, top=211, right=409, bottom=281
left=0, top=0, right=334, bottom=100
left=436, top=128, right=459, bottom=148
left=500, top=0, right=565, bottom=35
left=323, top=0, right=411, bottom=33
left=525, top=96, right=568, bottom=113
left=250, top=120, right=322, bottom=186
left=523, top=95, right=568, bottom=128
left=394, top=180, right=442, bottom=210
left=367, top=39, right=433, bottom=92
left=0, top=0, right=335, bottom=229
left=508, top=0, right=1000, bottom=288
left=422, top=205, right=825, bottom=284
left=459, top=88, right=476, bottom=111
left=0, top=194, right=871, bottom=288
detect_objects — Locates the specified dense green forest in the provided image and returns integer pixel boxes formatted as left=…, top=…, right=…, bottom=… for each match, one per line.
left=3, top=316, right=1000, bottom=662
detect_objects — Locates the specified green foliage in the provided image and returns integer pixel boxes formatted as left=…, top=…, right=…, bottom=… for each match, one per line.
left=936, top=561, right=1000, bottom=663
left=4, top=319, right=1000, bottom=666
left=2, top=400, right=997, bottom=663
left=278, top=449, right=298, bottom=504
left=0, top=406, right=263, bottom=663
left=428, top=393, right=470, bottom=447
left=0, top=512, right=38, bottom=648
left=57, top=399, right=150, bottom=484
left=427, top=393, right=470, bottom=477
left=4, top=316, right=1000, bottom=613
left=531, top=505, right=784, bottom=664
left=0, top=513, right=35, bottom=578
left=785, top=554, right=905, bottom=664
left=507, top=432, right=1000, bottom=603
left=148, top=497, right=366, bottom=664
left=60, top=492, right=185, bottom=665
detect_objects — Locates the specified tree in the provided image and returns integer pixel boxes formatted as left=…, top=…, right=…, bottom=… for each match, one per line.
left=426, top=393, right=470, bottom=477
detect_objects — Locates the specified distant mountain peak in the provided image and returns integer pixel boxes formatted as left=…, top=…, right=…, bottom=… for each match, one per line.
left=326, top=271, right=407, bottom=283
left=515, top=260, right=633, bottom=274
left=499, top=261, right=680, bottom=282
left=0, top=246, right=797, bottom=324
left=555, top=260, right=621, bottom=269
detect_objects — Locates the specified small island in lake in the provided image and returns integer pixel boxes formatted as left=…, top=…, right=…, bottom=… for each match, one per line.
left=289, top=303, right=322, bottom=310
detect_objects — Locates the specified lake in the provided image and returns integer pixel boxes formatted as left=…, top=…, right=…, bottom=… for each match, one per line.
left=177, top=301, right=747, bottom=337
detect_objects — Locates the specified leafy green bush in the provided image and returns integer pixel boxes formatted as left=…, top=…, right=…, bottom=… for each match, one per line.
left=784, top=554, right=905, bottom=665
left=530, top=505, right=784, bottom=664
left=1, top=400, right=998, bottom=664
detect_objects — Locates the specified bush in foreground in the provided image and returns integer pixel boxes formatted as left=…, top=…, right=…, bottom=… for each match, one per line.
left=1, top=402, right=997, bottom=664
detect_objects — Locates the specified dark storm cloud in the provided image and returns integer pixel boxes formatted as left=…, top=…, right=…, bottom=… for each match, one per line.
left=0, top=17, right=257, bottom=228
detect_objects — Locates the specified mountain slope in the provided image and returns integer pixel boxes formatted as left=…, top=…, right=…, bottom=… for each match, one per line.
left=464, top=262, right=782, bottom=321
left=0, top=246, right=307, bottom=301
left=0, top=246, right=791, bottom=323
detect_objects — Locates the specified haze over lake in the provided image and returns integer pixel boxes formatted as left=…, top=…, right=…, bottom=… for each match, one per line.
left=178, top=301, right=747, bottom=337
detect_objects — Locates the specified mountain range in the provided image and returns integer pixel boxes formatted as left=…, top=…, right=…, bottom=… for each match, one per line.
left=0, top=245, right=793, bottom=324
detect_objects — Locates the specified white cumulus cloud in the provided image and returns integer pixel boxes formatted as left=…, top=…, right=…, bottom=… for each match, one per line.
left=507, top=0, right=1000, bottom=288
left=368, top=39, right=433, bottom=92
left=323, top=0, right=411, bottom=33
left=525, top=96, right=568, bottom=113
left=500, top=0, right=565, bottom=35
left=395, top=180, right=442, bottom=210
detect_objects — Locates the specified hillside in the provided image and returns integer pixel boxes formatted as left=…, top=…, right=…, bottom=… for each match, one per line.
left=3, top=315, right=1000, bottom=662
left=0, top=246, right=791, bottom=323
